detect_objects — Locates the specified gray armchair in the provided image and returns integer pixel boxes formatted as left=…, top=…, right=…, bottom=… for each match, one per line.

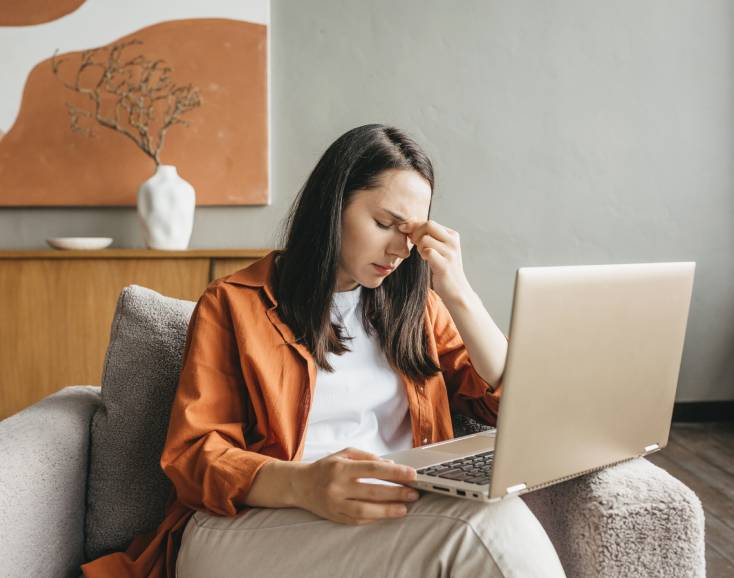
left=0, top=285, right=706, bottom=578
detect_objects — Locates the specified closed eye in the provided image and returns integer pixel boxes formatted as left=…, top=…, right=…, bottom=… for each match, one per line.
left=374, top=220, right=392, bottom=230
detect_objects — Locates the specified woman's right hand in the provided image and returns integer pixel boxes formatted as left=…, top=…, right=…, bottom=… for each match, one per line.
left=295, top=447, right=421, bottom=525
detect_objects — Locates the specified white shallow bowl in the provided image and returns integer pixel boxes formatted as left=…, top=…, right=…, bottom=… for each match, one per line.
left=46, top=237, right=114, bottom=250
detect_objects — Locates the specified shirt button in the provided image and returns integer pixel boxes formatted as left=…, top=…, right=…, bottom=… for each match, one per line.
left=422, top=437, right=429, bottom=444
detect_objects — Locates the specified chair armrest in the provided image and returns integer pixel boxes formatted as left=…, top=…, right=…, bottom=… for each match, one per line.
left=0, top=385, right=102, bottom=578
left=522, top=457, right=706, bottom=578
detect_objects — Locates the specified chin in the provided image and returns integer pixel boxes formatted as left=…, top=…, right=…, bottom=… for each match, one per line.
left=360, top=272, right=386, bottom=289
left=361, top=277, right=383, bottom=289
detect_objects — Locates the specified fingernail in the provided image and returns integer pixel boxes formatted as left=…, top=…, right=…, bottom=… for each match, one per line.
left=381, top=458, right=394, bottom=463
left=398, top=223, right=408, bottom=230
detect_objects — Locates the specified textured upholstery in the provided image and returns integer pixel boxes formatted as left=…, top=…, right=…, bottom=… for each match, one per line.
left=85, top=286, right=195, bottom=560
left=0, top=386, right=102, bottom=578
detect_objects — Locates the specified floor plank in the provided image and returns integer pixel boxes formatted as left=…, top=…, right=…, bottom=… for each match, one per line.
left=710, top=423, right=734, bottom=447
left=659, top=436, right=734, bottom=510
left=670, top=424, right=734, bottom=478
left=706, top=513, right=734, bottom=566
left=707, top=546, right=734, bottom=577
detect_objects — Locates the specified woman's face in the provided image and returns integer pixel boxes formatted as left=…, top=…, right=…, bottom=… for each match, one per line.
left=337, top=168, right=432, bottom=292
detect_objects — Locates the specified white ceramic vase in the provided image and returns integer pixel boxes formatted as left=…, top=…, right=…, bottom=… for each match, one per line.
left=137, top=165, right=195, bottom=250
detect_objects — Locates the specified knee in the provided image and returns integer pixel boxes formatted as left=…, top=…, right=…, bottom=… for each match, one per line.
left=407, top=494, right=566, bottom=578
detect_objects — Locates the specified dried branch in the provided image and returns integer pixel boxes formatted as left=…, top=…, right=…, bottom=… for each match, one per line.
left=51, top=39, right=202, bottom=165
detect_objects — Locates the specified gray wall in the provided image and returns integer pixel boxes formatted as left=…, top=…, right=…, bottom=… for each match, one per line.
left=2, top=0, right=732, bottom=402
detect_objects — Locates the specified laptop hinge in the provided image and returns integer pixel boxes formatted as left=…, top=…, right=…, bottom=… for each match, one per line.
left=506, top=483, right=527, bottom=495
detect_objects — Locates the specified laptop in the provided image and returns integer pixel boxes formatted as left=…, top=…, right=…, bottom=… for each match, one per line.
left=381, top=261, right=696, bottom=502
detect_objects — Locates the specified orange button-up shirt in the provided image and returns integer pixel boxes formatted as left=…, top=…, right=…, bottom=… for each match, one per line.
left=82, top=250, right=503, bottom=578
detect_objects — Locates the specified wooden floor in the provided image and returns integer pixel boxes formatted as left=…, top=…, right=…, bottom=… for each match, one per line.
left=646, top=422, right=734, bottom=578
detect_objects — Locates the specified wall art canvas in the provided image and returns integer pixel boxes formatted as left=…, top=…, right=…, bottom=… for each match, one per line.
left=0, top=0, right=270, bottom=206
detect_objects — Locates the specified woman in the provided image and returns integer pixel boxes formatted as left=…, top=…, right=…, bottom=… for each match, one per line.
left=82, top=124, right=565, bottom=577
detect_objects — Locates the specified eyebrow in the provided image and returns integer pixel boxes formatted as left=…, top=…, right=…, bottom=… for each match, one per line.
left=380, top=208, right=408, bottom=223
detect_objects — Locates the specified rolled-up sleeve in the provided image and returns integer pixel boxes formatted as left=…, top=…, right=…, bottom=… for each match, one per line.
left=160, top=287, right=277, bottom=516
left=428, top=289, right=507, bottom=428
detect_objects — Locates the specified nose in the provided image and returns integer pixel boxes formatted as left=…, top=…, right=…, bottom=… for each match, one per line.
left=389, top=230, right=413, bottom=260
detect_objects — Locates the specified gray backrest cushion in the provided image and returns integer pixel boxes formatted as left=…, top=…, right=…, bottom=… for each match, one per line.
left=85, top=285, right=195, bottom=561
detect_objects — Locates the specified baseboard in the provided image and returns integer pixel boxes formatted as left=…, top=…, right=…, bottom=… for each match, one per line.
left=673, top=401, right=734, bottom=422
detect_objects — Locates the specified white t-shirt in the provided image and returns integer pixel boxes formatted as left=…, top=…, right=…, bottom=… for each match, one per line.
left=301, top=285, right=413, bottom=484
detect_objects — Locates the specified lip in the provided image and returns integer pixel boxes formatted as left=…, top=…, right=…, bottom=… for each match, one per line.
left=372, top=263, right=395, bottom=275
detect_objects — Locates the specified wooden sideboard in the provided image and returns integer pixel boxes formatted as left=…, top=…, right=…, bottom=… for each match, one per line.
left=0, top=248, right=270, bottom=420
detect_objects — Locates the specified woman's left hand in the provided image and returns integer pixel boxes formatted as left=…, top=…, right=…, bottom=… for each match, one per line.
left=398, top=220, right=473, bottom=303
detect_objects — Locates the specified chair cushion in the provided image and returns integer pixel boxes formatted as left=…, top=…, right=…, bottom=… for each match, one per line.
left=85, top=285, right=195, bottom=561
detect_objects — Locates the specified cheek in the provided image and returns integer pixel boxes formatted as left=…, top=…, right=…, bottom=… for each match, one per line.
left=346, top=221, right=380, bottom=250
left=340, top=220, right=373, bottom=262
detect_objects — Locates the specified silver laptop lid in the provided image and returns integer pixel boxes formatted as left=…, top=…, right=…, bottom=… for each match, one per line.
left=489, top=262, right=695, bottom=499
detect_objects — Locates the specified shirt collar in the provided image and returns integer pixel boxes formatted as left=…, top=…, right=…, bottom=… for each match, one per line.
left=223, top=249, right=284, bottom=307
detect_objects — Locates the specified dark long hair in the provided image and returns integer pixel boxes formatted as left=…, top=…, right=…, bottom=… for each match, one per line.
left=275, top=124, right=441, bottom=382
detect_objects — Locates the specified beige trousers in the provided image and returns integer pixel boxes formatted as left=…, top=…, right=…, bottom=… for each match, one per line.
left=176, top=492, right=567, bottom=578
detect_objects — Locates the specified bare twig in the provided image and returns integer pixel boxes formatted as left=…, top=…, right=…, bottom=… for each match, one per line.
left=51, top=39, right=202, bottom=166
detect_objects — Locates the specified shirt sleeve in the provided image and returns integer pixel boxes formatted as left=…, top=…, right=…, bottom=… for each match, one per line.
left=160, top=286, right=278, bottom=516
left=428, top=289, right=508, bottom=428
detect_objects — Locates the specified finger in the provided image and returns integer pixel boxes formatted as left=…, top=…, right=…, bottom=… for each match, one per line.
left=414, top=239, right=450, bottom=268
left=400, top=220, right=453, bottom=245
left=420, top=248, right=449, bottom=273
left=344, top=459, right=417, bottom=484
left=417, top=235, right=451, bottom=260
left=423, top=220, right=455, bottom=244
left=342, top=500, right=409, bottom=523
left=335, top=447, right=393, bottom=462
left=397, top=220, right=426, bottom=243
left=429, top=247, right=449, bottom=268
left=396, top=220, right=418, bottom=233
left=348, top=480, right=421, bottom=504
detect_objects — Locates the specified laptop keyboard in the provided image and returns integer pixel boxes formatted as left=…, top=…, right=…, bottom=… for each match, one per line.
left=416, top=450, right=494, bottom=485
